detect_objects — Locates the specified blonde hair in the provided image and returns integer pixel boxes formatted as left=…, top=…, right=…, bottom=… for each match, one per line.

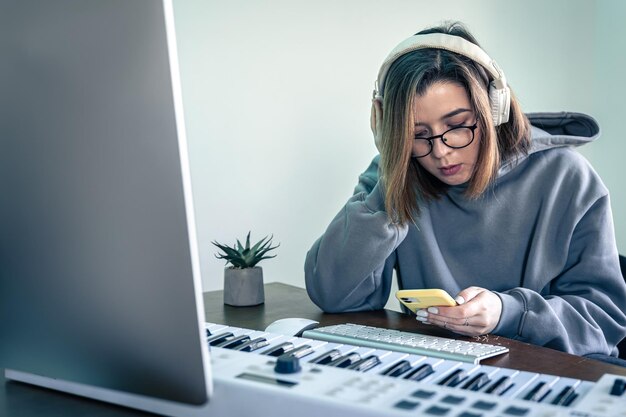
left=379, top=22, right=530, bottom=224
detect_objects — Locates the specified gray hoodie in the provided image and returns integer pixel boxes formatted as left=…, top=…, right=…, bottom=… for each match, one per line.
left=305, top=112, right=626, bottom=357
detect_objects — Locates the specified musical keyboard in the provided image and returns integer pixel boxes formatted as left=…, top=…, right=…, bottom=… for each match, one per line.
left=206, top=322, right=626, bottom=417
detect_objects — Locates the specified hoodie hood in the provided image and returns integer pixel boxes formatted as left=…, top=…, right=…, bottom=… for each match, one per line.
left=499, top=111, right=600, bottom=176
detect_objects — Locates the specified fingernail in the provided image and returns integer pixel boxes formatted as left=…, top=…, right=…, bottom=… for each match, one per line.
left=427, top=307, right=439, bottom=314
left=455, top=296, right=465, bottom=305
left=415, top=316, right=427, bottom=322
left=416, top=309, right=428, bottom=317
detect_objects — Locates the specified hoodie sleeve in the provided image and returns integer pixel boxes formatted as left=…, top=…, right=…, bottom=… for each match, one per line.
left=305, top=156, right=409, bottom=312
left=494, top=193, right=626, bottom=356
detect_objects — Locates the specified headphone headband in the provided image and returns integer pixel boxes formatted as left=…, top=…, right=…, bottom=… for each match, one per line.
left=374, top=33, right=510, bottom=125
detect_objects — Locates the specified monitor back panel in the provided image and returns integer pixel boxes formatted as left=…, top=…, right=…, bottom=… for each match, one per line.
left=0, top=0, right=209, bottom=406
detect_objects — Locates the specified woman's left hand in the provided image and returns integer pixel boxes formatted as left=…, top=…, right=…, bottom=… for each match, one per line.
left=415, top=286, right=503, bottom=337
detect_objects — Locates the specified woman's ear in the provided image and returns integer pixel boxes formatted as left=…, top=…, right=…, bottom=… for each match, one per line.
left=370, top=98, right=384, bottom=152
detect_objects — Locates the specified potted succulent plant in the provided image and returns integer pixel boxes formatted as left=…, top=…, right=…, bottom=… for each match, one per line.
left=212, top=232, right=279, bottom=306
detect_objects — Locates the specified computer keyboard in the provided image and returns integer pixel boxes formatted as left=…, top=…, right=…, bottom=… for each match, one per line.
left=302, top=323, right=508, bottom=364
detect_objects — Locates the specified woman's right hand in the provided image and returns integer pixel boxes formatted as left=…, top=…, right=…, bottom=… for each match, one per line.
left=370, top=98, right=383, bottom=152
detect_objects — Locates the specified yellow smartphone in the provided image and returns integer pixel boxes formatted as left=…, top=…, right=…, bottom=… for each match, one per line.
left=395, top=289, right=457, bottom=313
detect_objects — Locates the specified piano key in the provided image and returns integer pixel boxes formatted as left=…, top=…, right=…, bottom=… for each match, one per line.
left=523, top=381, right=551, bottom=402
left=517, top=375, right=559, bottom=402
left=381, top=359, right=413, bottom=377
left=205, top=323, right=228, bottom=335
left=417, top=359, right=458, bottom=384
left=374, top=351, right=409, bottom=366
left=299, top=341, right=360, bottom=359
left=207, top=332, right=234, bottom=346
left=367, top=352, right=411, bottom=376
left=309, top=349, right=342, bottom=365
left=484, top=374, right=515, bottom=395
left=346, top=349, right=396, bottom=373
left=214, top=334, right=251, bottom=349
left=292, top=337, right=332, bottom=351
left=232, top=337, right=270, bottom=352
left=462, top=372, right=491, bottom=391
left=404, top=363, right=435, bottom=381
left=250, top=334, right=293, bottom=352
left=287, top=344, right=315, bottom=359
left=496, top=371, right=539, bottom=398
left=347, top=355, right=381, bottom=372
left=610, top=378, right=626, bottom=396
left=551, top=385, right=576, bottom=405
left=449, top=364, right=482, bottom=387
left=239, top=330, right=276, bottom=340
left=538, top=377, right=580, bottom=405
left=438, top=368, right=467, bottom=387
left=567, top=381, right=594, bottom=406
left=562, top=392, right=578, bottom=406
left=262, top=341, right=295, bottom=357
left=328, top=352, right=362, bottom=368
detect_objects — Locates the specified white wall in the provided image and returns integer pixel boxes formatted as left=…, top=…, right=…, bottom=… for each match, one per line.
left=173, top=0, right=625, bottom=292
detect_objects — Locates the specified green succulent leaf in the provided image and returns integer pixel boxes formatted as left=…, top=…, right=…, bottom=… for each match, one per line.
left=211, top=232, right=278, bottom=268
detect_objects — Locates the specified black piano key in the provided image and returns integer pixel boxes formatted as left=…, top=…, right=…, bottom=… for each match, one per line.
left=233, top=337, right=269, bottom=352
left=205, top=328, right=212, bottom=337
left=381, top=360, right=412, bottom=377
left=610, top=378, right=626, bottom=396
left=207, top=332, right=234, bottom=346
left=524, top=381, right=550, bottom=401
left=328, top=352, right=361, bottom=368
left=484, top=376, right=514, bottom=395
left=562, top=392, right=578, bottom=406
left=309, top=349, right=342, bottom=365
left=404, top=364, right=435, bottom=381
left=438, top=369, right=467, bottom=387
left=537, top=389, right=552, bottom=403
left=347, top=355, right=381, bottom=372
left=462, top=372, right=490, bottom=391
left=214, top=334, right=251, bottom=349
left=262, top=342, right=295, bottom=357
left=551, top=385, right=575, bottom=405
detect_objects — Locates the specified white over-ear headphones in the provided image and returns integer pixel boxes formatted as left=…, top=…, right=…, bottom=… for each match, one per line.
left=374, top=33, right=511, bottom=126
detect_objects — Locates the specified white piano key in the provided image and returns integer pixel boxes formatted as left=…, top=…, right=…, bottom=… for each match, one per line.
left=414, top=358, right=459, bottom=384
left=498, top=371, right=540, bottom=398
left=515, top=374, right=560, bottom=402
left=540, top=378, right=581, bottom=405
left=366, top=351, right=409, bottom=374
left=205, top=323, right=229, bottom=334
left=478, top=368, right=521, bottom=395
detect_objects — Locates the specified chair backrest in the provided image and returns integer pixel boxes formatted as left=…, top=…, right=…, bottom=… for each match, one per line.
left=618, top=255, right=626, bottom=360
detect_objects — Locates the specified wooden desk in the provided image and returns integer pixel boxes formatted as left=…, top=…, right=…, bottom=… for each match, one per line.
left=205, top=282, right=626, bottom=382
left=2, top=282, right=625, bottom=416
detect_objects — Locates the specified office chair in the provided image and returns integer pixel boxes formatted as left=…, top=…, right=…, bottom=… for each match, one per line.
left=619, top=255, right=626, bottom=360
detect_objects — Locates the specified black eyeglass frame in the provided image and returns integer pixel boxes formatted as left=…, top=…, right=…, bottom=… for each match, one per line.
left=412, top=123, right=479, bottom=158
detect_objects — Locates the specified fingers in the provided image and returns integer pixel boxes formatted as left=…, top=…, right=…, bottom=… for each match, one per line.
left=415, top=287, right=502, bottom=336
left=456, top=286, right=485, bottom=304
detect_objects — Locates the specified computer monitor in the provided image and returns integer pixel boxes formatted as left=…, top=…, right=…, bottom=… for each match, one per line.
left=0, top=0, right=213, bottom=415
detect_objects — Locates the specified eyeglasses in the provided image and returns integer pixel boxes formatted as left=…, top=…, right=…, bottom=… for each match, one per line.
left=412, top=123, right=478, bottom=158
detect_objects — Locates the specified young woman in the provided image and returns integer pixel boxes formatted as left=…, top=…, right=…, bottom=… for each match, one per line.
left=304, top=22, right=626, bottom=359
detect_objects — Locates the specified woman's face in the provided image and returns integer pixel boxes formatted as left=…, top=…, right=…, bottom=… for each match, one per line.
left=411, top=81, right=481, bottom=186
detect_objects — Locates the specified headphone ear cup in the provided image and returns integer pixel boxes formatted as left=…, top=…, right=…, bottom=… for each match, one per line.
left=488, top=82, right=511, bottom=126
